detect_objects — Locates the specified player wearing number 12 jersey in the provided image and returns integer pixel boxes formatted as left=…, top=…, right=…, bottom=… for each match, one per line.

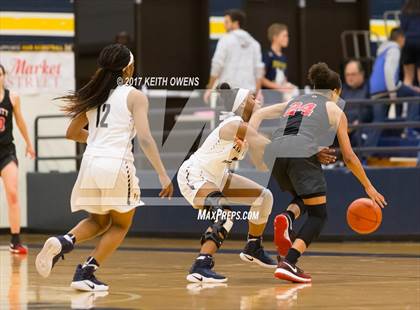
left=36, top=44, right=173, bottom=291
left=249, top=62, right=386, bottom=283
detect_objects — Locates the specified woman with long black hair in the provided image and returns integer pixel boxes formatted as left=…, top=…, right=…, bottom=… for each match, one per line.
left=36, top=44, right=173, bottom=291
left=0, top=64, right=35, bottom=254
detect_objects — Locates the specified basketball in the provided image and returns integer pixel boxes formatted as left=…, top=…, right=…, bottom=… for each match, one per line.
left=347, top=198, right=382, bottom=234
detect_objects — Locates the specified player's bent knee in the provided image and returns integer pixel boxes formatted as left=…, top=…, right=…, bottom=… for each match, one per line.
left=249, top=189, right=273, bottom=225
left=297, top=203, right=327, bottom=247
left=290, top=196, right=307, bottom=217
left=303, top=195, right=326, bottom=205
left=203, top=191, right=225, bottom=210
left=308, top=203, right=327, bottom=220
left=200, top=191, right=233, bottom=248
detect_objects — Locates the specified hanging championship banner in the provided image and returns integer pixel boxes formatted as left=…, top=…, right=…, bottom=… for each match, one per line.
left=0, top=51, right=75, bottom=95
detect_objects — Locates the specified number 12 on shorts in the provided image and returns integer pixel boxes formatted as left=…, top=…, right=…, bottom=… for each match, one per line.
left=96, top=103, right=110, bottom=128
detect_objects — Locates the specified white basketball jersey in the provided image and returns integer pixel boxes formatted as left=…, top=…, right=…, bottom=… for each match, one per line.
left=189, top=115, right=247, bottom=179
left=84, top=85, right=136, bottom=161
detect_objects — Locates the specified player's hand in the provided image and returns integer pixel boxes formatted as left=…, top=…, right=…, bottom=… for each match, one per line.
left=203, top=89, right=212, bottom=104
left=233, top=137, right=248, bottom=154
left=316, top=147, right=336, bottom=165
left=158, top=174, right=173, bottom=200
left=26, top=144, right=36, bottom=159
left=365, top=185, right=387, bottom=209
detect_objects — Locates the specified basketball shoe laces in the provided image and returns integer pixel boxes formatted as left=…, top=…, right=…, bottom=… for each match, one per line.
left=81, top=266, right=102, bottom=284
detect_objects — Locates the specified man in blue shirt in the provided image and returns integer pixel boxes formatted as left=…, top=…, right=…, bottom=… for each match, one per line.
left=342, top=59, right=371, bottom=146
left=342, top=59, right=371, bottom=123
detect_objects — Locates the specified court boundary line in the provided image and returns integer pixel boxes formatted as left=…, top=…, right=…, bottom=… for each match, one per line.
left=4, top=244, right=420, bottom=259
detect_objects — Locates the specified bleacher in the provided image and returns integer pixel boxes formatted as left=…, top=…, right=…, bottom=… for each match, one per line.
left=339, top=10, right=420, bottom=166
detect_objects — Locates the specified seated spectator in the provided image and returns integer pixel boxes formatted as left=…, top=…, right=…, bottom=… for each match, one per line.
left=342, top=59, right=372, bottom=146
left=342, top=59, right=371, bottom=123
left=262, top=23, right=298, bottom=103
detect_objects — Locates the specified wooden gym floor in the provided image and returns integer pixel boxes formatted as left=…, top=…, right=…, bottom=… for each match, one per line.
left=0, top=235, right=419, bottom=309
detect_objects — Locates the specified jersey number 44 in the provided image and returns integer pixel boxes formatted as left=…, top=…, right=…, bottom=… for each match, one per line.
left=283, top=102, right=317, bottom=117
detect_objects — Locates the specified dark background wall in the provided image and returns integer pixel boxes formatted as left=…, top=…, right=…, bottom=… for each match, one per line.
left=27, top=168, right=420, bottom=240
left=138, top=0, right=209, bottom=89
left=74, top=0, right=370, bottom=89
left=74, top=0, right=209, bottom=89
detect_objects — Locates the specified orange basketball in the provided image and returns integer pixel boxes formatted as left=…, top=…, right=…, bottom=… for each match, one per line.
left=347, top=198, right=382, bottom=234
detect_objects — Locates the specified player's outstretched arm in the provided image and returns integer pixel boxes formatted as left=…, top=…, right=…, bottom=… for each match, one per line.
left=128, top=89, right=173, bottom=199
left=248, top=101, right=288, bottom=131
left=66, top=112, right=89, bottom=143
left=336, top=111, right=387, bottom=208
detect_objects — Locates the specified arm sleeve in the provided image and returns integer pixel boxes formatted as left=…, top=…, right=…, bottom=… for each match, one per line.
left=210, top=37, right=228, bottom=77
left=384, top=47, right=400, bottom=92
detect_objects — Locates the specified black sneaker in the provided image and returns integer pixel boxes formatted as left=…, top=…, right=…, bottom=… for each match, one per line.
left=186, top=255, right=227, bottom=283
left=35, top=236, right=74, bottom=278
left=70, top=264, right=109, bottom=292
left=274, top=258, right=312, bottom=283
left=239, top=238, right=277, bottom=268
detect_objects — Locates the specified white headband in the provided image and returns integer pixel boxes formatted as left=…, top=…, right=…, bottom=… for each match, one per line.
left=232, top=88, right=250, bottom=112
left=124, top=51, right=134, bottom=70
left=219, top=88, right=250, bottom=121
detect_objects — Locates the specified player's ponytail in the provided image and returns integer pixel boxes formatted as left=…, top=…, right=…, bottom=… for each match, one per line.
left=308, top=62, right=342, bottom=91
left=59, top=43, right=132, bottom=118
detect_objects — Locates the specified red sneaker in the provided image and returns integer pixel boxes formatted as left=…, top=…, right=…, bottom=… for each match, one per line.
left=274, top=258, right=312, bottom=283
left=9, top=243, right=28, bottom=255
left=274, top=214, right=293, bottom=257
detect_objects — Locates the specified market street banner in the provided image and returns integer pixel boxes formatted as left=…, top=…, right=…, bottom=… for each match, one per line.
left=0, top=51, right=75, bottom=94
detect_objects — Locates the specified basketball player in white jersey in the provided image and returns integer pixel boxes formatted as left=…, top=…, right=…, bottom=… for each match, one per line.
left=35, top=44, right=173, bottom=291
left=178, top=83, right=278, bottom=283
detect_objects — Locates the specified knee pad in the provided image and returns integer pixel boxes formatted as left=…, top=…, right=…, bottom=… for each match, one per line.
left=308, top=203, right=327, bottom=220
left=249, top=189, right=273, bottom=225
left=203, top=191, right=225, bottom=210
left=201, top=192, right=233, bottom=248
left=290, top=196, right=307, bottom=217
left=297, top=203, right=327, bottom=247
